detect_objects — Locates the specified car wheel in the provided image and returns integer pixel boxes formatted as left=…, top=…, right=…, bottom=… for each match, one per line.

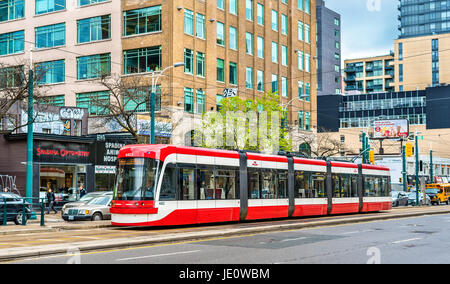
left=91, top=212, right=103, bottom=221
left=14, top=211, right=27, bottom=225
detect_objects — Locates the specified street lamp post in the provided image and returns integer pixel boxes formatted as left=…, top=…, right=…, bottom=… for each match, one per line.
left=149, top=62, right=184, bottom=144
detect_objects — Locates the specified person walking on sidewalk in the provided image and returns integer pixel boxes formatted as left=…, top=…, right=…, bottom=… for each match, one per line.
left=46, top=189, right=57, bottom=214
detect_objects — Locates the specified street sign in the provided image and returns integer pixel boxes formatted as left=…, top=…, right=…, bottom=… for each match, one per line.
left=222, top=88, right=238, bottom=98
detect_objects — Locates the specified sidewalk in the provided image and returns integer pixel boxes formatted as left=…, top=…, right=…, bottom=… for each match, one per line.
left=1, top=206, right=450, bottom=262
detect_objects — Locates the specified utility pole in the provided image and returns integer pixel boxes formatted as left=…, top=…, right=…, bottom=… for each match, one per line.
left=26, top=48, right=34, bottom=203
left=415, top=132, right=421, bottom=206
left=402, top=145, right=407, bottom=192
left=430, top=148, right=434, bottom=184
left=361, top=132, right=366, bottom=164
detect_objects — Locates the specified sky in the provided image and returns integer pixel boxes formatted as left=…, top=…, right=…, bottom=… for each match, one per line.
left=324, top=0, right=399, bottom=61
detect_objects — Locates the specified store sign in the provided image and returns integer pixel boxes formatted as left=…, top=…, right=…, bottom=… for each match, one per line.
left=94, top=136, right=136, bottom=166
left=222, top=88, right=238, bottom=98
left=34, top=140, right=92, bottom=164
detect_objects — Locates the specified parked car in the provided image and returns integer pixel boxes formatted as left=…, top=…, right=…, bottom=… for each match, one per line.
left=62, top=195, right=112, bottom=221
left=0, top=193, right=32, bottom=225
left=408, top=191, right=431, bottom=206
left=62, top=191, right=112, bottom=213
left=391, top=191, right=409, bottom=207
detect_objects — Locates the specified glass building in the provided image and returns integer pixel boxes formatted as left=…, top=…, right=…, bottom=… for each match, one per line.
left=339, top=90, right=426, bottom=129
left=398, top=0, right=450, bottom=38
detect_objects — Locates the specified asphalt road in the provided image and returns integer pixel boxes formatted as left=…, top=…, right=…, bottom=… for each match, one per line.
left=11, top=213, right=450, bottom=264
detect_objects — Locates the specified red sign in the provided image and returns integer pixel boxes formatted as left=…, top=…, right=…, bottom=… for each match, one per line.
left=36, top=148, right=90, bottom=158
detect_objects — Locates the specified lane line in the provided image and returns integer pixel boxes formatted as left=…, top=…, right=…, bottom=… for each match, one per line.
left=280, top=237, right=308, bottom=242
left=115, top=250, right=201, bottom=262
left=392, top=238, right=422, bottom=244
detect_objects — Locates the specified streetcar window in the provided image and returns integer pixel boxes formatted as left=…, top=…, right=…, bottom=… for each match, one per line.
left=364, top=176, right=385, bottom=197
left=295, top=171, right=326, bottom=198
left=115, top=158, right=159, bottom=201
left=332, top=174, right=358, bottom=198
left=215, top=170, right=236, bottom=199
left=160, top=163, right=177, bottom=201
left=180, top=168, right=195, bottom=200
left=198, top=169, right=215, bottom=200
left=248, top=170, right=261, bottom=199
left=248, top=168, right=288, bottom=199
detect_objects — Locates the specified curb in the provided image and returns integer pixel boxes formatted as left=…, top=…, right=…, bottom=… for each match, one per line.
left=1, top=208, right=450, bottom=262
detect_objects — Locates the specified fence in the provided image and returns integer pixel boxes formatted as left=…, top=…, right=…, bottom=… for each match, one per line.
left=1, top=196, right=47, bottom=227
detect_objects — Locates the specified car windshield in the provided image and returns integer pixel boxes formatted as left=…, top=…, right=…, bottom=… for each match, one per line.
left=79, top=193, right=102, bottom=202
left=391, top=192, right=399, bottom=198
left=87, top=196, right=111, bottom=206
left=115, top=158, right=160, bottom=201
left=426, top=188, right=439, bottom=194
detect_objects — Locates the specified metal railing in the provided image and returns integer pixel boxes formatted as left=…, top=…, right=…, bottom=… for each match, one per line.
left=1, top=197, right=47, bottom=227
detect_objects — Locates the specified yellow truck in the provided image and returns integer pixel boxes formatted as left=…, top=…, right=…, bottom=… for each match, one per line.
left=425, top=183, right=450, bottom=205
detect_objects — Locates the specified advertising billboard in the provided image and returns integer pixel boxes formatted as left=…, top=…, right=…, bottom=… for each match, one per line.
left=373, top=119, right=409, bottom=139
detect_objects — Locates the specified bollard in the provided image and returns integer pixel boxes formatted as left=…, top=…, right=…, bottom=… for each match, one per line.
left=40, top=198, right=45, bottom=227
left=22, top=198, right=26, bottom=226
left=2, top=198, right=6, bottom=226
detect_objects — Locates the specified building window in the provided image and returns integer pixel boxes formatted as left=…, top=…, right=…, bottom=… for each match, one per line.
left=229, top=61, right=237, bottom=85
left=257, top=3, right=264, bottom=25
left=298, top=21, right=303, bottom=41
left=0, top=30, right=23, bottom=55
left=246, top=0, right=253, bottom=21
left=398, top=42, right=403, bottom=60
left=76, top=91, right=110, bottom=116
left=0, top=0, right=24, bottom=22
left=184, top=87, right=194, bottom=113
left=229, top=0, right=237, bottom=14
left=184, top=9, right=194, bottom=35
left=229, top=26, right=237, bottom=50
left=196, top=13, right=205, bottom=39
left=298, top=50, right=304, bottom=70
left=196, top=90, right=205, bottom=113
left=305, top=112, right=311, bottom=130
left=78, top=15, right=110, bottom=43
left=0, top=65, right=23, bottom=88
left=304, top=83, right=310, bottom=101
left=246, top=67, right=253, bottom=89
left=281, top=14, right=287, bottom=35
left=334, top=18, right=340, bottom=26
left=196, top=51, right=205, bottom=77
left=43, top=95, right=65, bottom=107
left=272, top=42, right=278, bottom=63
left=304, top=0, right=310, bottom=14
left=246, top=32, right=253, bottom=55
left=272, top=10, right=278, bottom=31
left=217, top=0, right=224, bottom=10
left=35, top=23, right=66, bottom=49
left=77, top=53, right=110, bottom=80
left=35, top=59, right=65, bottom=85
left=281, top=45, right=288, bottom=66
left=257, top=36, right=264, bottom=58
left=217, top=58, right=225, bottom=82
left=305, top=24, right=310, bottom=44
left=399, top=63, right=403, bottom=82
left=35, top=0, right=65, bottom=15
left=257, top=70, right=264, bottom=92
left=217, top=21, right=225, bottom=46
left=184, top=48, right=194, bottom=74
left=78, top=0, right=107, bottom=6
left=123, top=6, right=161, bottom=36
left=298, top=111, right=304, bottom=129
left=281, top=77, right=287, bottom=97
left=272, top=74, right=278, bottom=93
left=123, top=86, right=161, bottom=113
left=305, top=53, right=311, bottom=72
left=298, top=81, right=304, bottom=99
left=123, top=46, right=161, bottom=74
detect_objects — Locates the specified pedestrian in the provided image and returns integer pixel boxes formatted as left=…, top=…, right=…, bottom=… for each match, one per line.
left=79, top=184, right=86, bottom=198
left=46, top=189, right=57, bottom=214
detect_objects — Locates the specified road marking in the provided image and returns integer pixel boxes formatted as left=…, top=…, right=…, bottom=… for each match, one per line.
left=392, top=238, right=422, bottom=244
left=115, top=250, right=201, bottom=262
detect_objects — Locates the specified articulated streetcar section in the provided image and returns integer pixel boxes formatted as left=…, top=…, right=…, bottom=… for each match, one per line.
left=110, top=145, right=391, bottom=227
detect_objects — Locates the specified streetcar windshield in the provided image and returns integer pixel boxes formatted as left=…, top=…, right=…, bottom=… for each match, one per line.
left=114, top=158, right=160, bottom=201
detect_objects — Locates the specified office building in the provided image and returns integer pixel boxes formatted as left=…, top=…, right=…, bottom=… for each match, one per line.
left=0, top=0, right=318, bottom=149
left=316, top=0, right=341, bottom=96
left=343, top=54, right=395, bottom=94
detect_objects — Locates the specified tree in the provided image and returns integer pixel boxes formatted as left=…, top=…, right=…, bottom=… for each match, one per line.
left=194, top=92, right=292, bottom=154
left=0, top=60, right=50, bottom=134
left=298, top=127, right=343, bottom=158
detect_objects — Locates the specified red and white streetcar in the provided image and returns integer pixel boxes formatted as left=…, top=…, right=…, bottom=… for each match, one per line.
left=110, top=144, right=392, bottom=227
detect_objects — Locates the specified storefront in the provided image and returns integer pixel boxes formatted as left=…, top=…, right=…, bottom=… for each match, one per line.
left=33, top=137, right=94, bottom=203
left=91, top=133, right=136, bottom=191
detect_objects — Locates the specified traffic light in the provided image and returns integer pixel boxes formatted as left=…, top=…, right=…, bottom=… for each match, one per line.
left=369, top=150, right=375, bottom=164
left=405, top=143, right=414, bottom=157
